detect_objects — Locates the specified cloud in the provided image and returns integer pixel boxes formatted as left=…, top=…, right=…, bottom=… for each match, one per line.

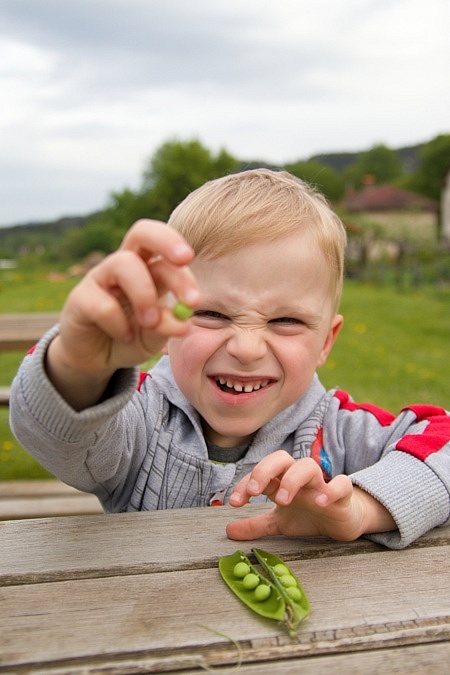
left=0, top=0, right=449, bottom=225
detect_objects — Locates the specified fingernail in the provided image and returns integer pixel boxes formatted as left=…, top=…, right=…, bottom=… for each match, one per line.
left=173, top=243, right=193, bottom=259
left=183, top=288, right=200, bottom=304
left=316, top=493, right=329, bottom=507
left=247, top=479, right=260, bottom=494
left=276, top=488, right=289, bottom=504
left=142, top=308, right=159, bottom=326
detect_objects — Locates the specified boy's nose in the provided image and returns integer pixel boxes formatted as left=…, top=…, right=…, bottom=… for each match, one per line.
left=226, top=328, right=267, bottom=364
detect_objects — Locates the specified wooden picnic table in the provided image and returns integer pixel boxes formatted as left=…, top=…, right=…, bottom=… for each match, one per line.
left=0, top=479, right=104, bottom=520
left=0, top=504, right=449, bottom=673
left=0, top=312, right=59, bottom=404
left=0, top=311, right=59, bottom=352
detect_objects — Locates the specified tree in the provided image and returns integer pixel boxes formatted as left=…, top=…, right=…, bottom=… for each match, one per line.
left=141, top=139, right=239, bottom=220
left=344, top=144, right=403, bottom=189
left=284, top=160, right=345, bottom=202
left=408, top=134, right=450, bottom=201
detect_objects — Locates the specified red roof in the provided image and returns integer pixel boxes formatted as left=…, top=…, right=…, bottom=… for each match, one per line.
left=344, top=184, right=437, bottom=212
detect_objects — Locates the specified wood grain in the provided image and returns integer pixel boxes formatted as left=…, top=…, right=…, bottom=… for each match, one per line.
left=1, top=546, right=448, bottom=671
left=1, top=506, right=448, bottom=673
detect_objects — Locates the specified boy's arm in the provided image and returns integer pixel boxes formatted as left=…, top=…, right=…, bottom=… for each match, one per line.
left=9, top=324, right=142, bottom=500
left=42, top=219, right=199, bottom=411
left=334, top=395, right=450, bottom=548
left=227, top=400, right=450, bottom=548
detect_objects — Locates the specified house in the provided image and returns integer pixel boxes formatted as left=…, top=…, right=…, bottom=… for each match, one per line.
left=344, top=183, right=438, bottom=213
left=342, top=182, right=439, bottom=244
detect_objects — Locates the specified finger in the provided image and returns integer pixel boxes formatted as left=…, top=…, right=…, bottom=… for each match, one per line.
left=274, top=457, right=327, bottom=505
left=226, top=510, right=280, bottom=541
left=66, top=281, right=136, bottom=343
left=89, top=250, right=198, bottom=331
left=120, top=219, right=195, bottom=266
left=89, top=251, right=164, bottom=328
left=229, top=477, right=281, bottom=507
left=229, top=450, right=295, bottom=504
left=138, top=306, right=196, bottom=346
left=315, top=474, right=353, bottom=508
left=148, top=257, right=200, bottom=308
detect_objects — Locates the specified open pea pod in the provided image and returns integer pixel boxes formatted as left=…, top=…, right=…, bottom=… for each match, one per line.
left=219, top=549, right=310, bottom=637
left=252, top=548, right=310, bottom=636
left=218, top=550, right=285, bottom=622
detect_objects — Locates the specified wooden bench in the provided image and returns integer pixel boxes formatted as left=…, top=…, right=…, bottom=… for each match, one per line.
left=0, top=312, right=60, bottom=406
left=0, top=386, right=10, bottom=406
left=0, top=480, right=104, bottom=520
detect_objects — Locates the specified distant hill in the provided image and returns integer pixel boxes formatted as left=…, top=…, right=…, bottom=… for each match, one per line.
left=0, top=214, right=91, bottom=235
left=310, top=143, right=423, bottom=174
left=0, top=214, right=97, bottom=258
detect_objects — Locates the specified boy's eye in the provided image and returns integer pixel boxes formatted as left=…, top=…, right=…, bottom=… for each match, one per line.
left=269, top=317, right=303, bottom=325
left=193, top=310, right=229, bottom=321
left=268, top=317, right=307, bottom=333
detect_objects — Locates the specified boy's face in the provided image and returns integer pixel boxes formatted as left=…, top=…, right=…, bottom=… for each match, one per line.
left=168, top=230, right=343, bottom=448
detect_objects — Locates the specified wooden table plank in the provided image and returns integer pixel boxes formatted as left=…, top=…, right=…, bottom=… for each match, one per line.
left=182, top=642, right=450, bottom=675
left=1, top=507, right=448, bottom=586
left=0, top=494, right=104, bottom=520
left=0, top=312, right=59, bottom=351
left=1, top=546, right=449, bottom=672
left=0, top=480, right=104, bottom=520
left=0, top=479, right=82, bottom=497
left=0, top=506, right=392, bottom=586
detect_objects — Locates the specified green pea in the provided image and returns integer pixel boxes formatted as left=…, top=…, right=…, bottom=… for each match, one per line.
left=285, top=587, right=303, bottom=602
left=272, top=563, right=290, bottom=577
left=172, top=301, right=193, bottom=320
left=279, top=574, right=297, bottom=588
left=254, top=584, right=271, bottom=602
left=233, top=562, right=251, bottom=578
left=242, top=573, right=260, bottom=590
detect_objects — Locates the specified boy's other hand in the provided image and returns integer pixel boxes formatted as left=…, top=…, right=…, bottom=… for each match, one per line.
left=226, top=451, right=395, bottom=542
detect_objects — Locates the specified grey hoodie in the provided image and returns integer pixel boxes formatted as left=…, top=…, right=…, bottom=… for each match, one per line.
left=9, top=326, right=450, bottom=549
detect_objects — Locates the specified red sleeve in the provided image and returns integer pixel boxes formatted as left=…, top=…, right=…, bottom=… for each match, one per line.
left=334, top=391, right=450, bottom=462
left=395, top=405, right=450, bottom=461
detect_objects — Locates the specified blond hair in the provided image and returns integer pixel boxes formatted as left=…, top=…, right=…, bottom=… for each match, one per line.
left=168, top=169, right=347, bottom=312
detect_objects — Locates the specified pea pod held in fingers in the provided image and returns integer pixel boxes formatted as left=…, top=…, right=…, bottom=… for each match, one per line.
left=252, top=548, right=310, bottom=635
left=218, top=551, right=285, bottom=622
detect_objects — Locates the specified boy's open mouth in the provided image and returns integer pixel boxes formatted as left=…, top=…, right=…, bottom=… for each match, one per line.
left=214, top=377, right=271, bottom=395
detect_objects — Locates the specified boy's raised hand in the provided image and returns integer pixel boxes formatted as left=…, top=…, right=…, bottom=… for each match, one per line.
left=46, top=220, right=199, bottom=409
left=227, top=451, right=395, bottom=542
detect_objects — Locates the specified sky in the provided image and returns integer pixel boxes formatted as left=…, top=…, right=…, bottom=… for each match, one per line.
left=1, top=0, right=449, bottom=227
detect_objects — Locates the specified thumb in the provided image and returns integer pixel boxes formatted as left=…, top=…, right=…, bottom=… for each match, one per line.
left=226, top=511, right=279, bottom=541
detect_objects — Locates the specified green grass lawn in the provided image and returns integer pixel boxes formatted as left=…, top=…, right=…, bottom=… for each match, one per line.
left=319, top=282, right=449, bottom=410
left=1, top=267, right=449, bottom=479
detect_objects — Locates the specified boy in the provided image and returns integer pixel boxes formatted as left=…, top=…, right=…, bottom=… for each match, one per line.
left=9, top=169, right=449, bottom=549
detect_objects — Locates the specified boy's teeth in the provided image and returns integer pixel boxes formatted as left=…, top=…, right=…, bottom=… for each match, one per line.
left=217, top=377, right=269, bottom=393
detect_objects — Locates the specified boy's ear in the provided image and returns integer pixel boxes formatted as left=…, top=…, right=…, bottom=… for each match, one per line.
left=317, top=314, right=343, bottom=368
